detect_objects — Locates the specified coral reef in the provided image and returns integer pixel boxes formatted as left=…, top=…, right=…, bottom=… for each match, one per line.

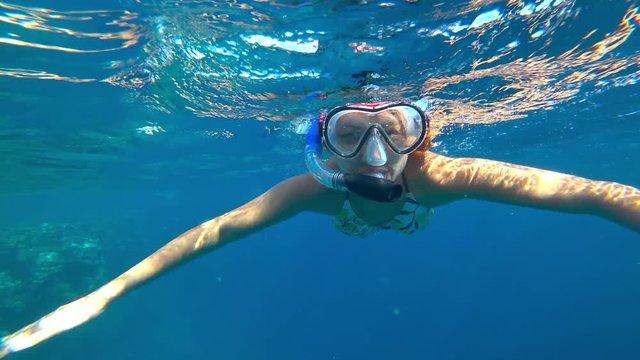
left=0, top=223, right=106, bottom=331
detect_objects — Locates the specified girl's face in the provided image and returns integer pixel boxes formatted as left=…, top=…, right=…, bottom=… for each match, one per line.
left=325, top=105, right=428, bottom=181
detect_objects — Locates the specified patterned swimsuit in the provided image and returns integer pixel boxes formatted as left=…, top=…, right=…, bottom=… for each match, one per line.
left=334, top=182, right=432, bottom=237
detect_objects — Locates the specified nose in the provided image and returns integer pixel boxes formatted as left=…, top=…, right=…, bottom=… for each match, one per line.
left=364, top=128, right=387, bottom=166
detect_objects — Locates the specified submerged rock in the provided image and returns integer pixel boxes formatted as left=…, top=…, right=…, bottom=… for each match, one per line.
left=0, top=223, right=106, bottom=331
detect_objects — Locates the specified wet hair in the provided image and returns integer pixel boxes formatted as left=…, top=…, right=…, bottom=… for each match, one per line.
left=415, top=127, right=434, bottom=152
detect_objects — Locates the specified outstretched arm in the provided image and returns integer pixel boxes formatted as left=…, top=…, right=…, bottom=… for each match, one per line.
left=0, top=174, right=327, bottom=358
left=416, top=153, right=640, bottom=232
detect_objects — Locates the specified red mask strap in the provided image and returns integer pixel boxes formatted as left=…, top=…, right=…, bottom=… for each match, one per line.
left=349, top=102, right=392, bottom=110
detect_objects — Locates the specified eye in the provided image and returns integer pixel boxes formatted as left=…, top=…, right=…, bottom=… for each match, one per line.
left=383, top=124, right=402, bottom=136
left=339, top=130, right=362, bottom=142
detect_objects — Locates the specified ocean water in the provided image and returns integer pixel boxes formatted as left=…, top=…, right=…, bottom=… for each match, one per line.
left=1, top=0, right=639, bottom=359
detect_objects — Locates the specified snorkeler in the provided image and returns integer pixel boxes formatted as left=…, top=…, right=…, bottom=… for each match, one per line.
left=1, top=101, right=638, bottom=358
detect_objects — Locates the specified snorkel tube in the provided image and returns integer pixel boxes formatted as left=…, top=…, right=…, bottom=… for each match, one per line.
left=305, top=117, right=403, bottom=202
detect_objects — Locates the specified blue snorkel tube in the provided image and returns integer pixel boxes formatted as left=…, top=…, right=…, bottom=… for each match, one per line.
left=304, top=117, right=403, bottom=203
left=304, top=116, right=346, bottom=191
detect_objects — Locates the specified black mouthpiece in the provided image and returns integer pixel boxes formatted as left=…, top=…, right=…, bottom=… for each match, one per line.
left=343, top=174, right=403, bottom=203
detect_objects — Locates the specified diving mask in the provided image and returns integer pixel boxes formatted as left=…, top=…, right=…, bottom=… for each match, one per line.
left=323, top=102, right=428, bottom=158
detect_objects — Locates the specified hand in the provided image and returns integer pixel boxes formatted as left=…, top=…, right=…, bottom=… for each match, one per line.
left=0, top=292, right=108, bottom=358
left=0, top=344, right=9, bottom=359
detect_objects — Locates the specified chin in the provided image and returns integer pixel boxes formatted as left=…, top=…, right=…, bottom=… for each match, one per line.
left=388, top=172, right=402, bottom=182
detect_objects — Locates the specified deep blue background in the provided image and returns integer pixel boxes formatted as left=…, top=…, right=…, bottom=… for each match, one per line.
left=1, top=1, right=640, bottom=359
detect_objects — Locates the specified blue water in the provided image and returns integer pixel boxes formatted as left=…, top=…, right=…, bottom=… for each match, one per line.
left=1, top=0, right=640, bottom=359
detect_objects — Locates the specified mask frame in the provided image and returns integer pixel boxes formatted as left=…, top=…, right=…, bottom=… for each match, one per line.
left=322, top=102, right=429, bottom=158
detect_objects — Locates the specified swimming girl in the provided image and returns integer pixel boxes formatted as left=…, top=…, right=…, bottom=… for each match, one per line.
left=1, top=102, right=638, bottom=357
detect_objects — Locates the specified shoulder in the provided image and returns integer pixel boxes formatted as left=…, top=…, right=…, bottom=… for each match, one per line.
left=404, top=151, right=453, bottom=188
left=405, top=151, right=493, bottom=187
left=403, top=151, right=471, bottom=207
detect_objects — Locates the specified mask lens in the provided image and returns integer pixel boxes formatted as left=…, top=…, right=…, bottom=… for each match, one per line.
left=326, top=110, right=371, bottom=156
left=375, top=106, right=424, bottom=152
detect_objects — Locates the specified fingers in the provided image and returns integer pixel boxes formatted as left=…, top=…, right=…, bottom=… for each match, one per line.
left=0, top=339, right=10, bottom=359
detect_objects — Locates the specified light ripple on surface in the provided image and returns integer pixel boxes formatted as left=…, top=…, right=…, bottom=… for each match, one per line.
left=0, top=1, right=143, bottom=82
left=103, top=0, right=640, bottom=132
left=2, top=0, right=640, bottom=190
left=5, top=0, right=640, bottom=128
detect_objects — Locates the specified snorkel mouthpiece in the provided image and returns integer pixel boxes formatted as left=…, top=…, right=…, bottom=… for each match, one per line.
left=343, top=174, right=403, bottom=202
left=305, top=116, right=401, bottom=203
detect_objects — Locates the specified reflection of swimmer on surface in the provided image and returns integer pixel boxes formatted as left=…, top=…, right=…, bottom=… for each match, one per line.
left=1, top=101, right=639, bottom=358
